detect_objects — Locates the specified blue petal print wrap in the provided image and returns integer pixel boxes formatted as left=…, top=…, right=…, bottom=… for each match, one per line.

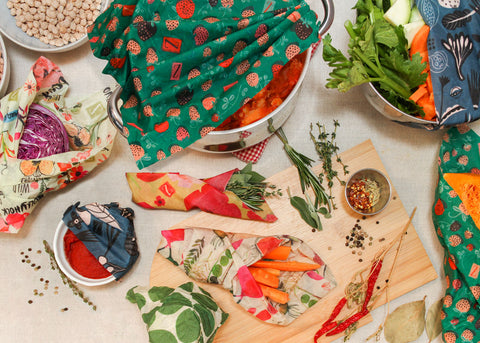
left=417, top=0, right=480, bottom=126
left=62, top=202, right=139, bottom=280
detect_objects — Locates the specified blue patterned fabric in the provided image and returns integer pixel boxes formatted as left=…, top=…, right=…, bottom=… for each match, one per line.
left=62, top=202, right=139, bottom=280
left=417, top=0, right=480, bottom=126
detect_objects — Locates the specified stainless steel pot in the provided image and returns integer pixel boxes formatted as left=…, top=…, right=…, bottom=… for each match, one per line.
left=107, top=0, right=334, bottom=152
left=362, top=82, right=439, bottom=130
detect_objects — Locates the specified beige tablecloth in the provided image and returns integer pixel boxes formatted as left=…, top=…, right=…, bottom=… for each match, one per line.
left=0, top=1, right=462, bottom=342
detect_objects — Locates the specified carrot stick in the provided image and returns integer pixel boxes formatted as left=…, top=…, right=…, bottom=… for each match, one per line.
left=409, top=24, right=430, bottom=58
left=409, top=84, right=428, bottom=103
left=261, top=267, right=281, bottom=276
left=259, top=284, right=289, bottom=304
left=417, top=96, right=436, bottom=120
left=248, top=267, right=280, bottom=288
left=251, top=260, right=321, bottom=271
left=262, top=246, right=292, bottom=260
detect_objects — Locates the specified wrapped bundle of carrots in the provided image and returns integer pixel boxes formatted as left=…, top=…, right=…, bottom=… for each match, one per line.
left=408, top=25, right=436, bottom=121
left=248, top=245, right=321, bottom=304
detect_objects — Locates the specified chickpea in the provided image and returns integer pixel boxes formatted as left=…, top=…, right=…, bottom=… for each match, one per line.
left=8, top=0, right=103, bottom=47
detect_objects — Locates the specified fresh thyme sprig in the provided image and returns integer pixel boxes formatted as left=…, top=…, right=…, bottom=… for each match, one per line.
left=310, top=120, right=349, bottom=210
left=226, top=163, right=282, bottom=211
left=43, top=240, right=97, bottom=311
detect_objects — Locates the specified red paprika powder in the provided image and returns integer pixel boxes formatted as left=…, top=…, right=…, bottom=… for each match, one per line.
left=63, top=229, right=111, bottom=279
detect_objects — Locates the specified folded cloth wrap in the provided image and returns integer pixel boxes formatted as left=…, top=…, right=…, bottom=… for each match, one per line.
left=433, top=125, right=480, bottom=342
left=417, top=0, right=480, bottom=125
left=0, top=57, right=116, bottom=233
left=126, top=170, right=278, bottom=222
left=156, top=227, right=337, bottom=325
left=127, top=282, right=229, bottom=343
left=88, top=0, right=320, bottom=168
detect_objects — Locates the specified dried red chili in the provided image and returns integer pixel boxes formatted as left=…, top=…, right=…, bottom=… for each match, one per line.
left=325, top=309, right=370, bottom=336
left=314, top=321, right=337, bottom=342
left=362, top=259, right=383, bottom=311
left=314, top=297, right=348, bottom=341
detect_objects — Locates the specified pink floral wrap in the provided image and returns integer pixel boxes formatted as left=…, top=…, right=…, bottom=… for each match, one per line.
left=157, top=227, right=337, bottom=325
left=0, top=57, right=116, bottom=233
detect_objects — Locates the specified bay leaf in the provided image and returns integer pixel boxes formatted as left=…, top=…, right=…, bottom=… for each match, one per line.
left=425, top=298, right=443, bottom=342
left=384, top=298, right=426, bottom=343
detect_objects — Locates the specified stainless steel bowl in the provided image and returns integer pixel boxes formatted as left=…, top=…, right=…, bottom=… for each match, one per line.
left=362, top=82, right=440, bottom=130
left=0, top=0, right=110, bottom=53
left=107, top=0, right=334, bottom=152
left=345, top=168, right=391, bottom=216
left=0, top=34, right=10, bottom=98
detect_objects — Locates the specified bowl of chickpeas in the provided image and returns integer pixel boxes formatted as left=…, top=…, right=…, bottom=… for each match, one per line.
left=0, top=0, right=109, bottom=53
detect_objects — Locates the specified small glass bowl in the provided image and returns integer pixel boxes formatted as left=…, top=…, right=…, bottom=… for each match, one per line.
left=53, top=220, right=115, bottom=287
left=345, top=168, right=392, bottom=216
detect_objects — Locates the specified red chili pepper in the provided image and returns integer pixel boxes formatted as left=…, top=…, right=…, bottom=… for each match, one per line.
left=325, top=309, right=369, bottom=336
left=326, top=297, right=347, bottom=324
left=314, top=321, right=337, bottom=342
left=313, top=297, right=347, bottom=342
left=362, top=259, right=383, bottom=311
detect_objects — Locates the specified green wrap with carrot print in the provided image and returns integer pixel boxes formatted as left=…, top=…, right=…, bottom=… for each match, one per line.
left=432, top=125, right=480, bottom=342
left=88, top=0, right=320, bottom=169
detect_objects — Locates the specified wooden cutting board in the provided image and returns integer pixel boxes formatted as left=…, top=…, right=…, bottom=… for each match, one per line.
left=150, top=140, right=437, bottom=342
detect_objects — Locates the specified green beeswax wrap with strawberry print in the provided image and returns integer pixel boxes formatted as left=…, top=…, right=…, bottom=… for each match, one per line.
left=127, top=282, right=229, bottom=343
left=433, top=125, right=480, bottom=342
left=156, top=227, right=337, bottom=325
left=0, top=57, right=116, bottom=233
left=88, top=0, right=320, bottom=169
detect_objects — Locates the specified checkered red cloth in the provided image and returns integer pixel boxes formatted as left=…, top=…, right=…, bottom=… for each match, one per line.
left=232, top=137, right=270, bottom=163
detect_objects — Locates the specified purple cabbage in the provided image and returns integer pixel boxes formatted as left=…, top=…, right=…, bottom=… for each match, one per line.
left=17, top=104, right=70, bottom=160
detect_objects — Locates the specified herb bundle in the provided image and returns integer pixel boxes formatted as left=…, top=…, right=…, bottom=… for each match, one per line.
left=226, top=163, right=282, bottom=211
left=275, top=127, right=331, bottom=231
left=322, top=0, right=427, bottom=116
left=310, top=120, right=349, bottom=210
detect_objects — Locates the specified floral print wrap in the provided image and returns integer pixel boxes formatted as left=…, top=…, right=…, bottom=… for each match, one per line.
left=157, top=227, right=337, bottom=325
left=125, top=170, right=277, bottom=222
left=88, top=0, right=320, bottom=169
left=0, top=57, right=116, bottom=233
left=433, top=125, right=480, bottom=342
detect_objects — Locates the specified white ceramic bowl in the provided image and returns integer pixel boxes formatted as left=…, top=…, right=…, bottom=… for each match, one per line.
left=53, top=220, right=115, bottom=286
left=0, top=34, right=10, bottom=98
left=0, top=1, right=110, bottom=53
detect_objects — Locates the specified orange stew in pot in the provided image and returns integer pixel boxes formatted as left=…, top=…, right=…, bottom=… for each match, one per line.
left=215, top=51, right=307, bottom=131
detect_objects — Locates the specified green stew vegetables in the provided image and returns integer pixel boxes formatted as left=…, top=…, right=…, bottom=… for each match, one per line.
left=322, top=0, right=428, bottom=116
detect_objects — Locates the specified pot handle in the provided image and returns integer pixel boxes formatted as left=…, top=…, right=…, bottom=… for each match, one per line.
left=107, top=85, right=127, bottom=138
left=318, top=0, right=334, bottom=37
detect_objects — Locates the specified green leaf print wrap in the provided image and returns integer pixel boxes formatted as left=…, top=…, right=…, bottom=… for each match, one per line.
left=127, top=282, right=228, bottom=343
